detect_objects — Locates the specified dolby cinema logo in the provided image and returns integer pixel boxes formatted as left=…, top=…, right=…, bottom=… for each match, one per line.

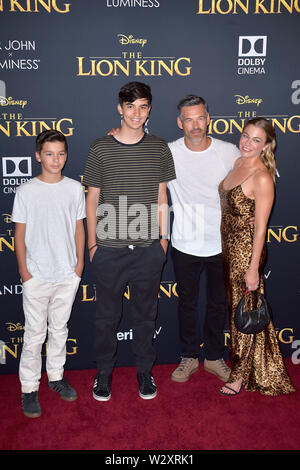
left=2, top=157, right=32, bottom=194
left=237, top=36, right=267, bottom=76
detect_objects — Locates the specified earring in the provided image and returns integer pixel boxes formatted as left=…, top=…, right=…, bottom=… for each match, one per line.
left=144, top=118, right=149, bottom=134
left=120, top=114, right=123, bottom=127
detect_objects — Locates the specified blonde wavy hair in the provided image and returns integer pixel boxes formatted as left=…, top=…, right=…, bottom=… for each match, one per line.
left=243, top=117, right=277, bottom=183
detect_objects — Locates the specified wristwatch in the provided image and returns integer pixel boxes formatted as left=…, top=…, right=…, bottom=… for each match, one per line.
left=160, top=234, right=170, bottom=240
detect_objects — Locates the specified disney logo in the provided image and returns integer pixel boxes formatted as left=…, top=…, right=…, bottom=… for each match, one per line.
left=2, top=213, right=12, bottom=224
left=118, top=34, right=147, bottom=48
left=6, top=322, right=24, bottom=332
left=235, top=95, right=263, bottom=107
left=0, top=96, right=28, bottom=109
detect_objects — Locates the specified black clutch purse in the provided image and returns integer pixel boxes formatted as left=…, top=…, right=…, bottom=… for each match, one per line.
left=234, top=289, right=270, bottom=334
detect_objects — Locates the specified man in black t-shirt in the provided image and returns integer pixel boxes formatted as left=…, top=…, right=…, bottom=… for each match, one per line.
left=83, top=82, right=176, bottom=401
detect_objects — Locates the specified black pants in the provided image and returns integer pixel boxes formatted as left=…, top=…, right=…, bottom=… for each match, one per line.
left=171, top=247, right=227, bottom=361
left=92, top=241, right=166, bottom=375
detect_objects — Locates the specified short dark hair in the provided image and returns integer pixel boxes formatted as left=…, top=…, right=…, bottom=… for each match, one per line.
left=35, top=130, right=68, bottom=153
left=119, top=81, right=152, bottom=106
left=177, top=94, right=209, bottom=117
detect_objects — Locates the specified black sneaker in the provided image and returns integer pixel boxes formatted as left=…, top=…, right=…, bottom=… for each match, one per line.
left=137, top=372, right=157, bottom=400
left=48, top=377, right=78, bottom=401
left=93, top=373, right=112, bottom=401
left=21, top=391, right=41, bottom=418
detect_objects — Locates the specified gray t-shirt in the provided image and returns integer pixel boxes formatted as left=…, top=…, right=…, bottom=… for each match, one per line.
left=12, top=176, right=86, bottom=282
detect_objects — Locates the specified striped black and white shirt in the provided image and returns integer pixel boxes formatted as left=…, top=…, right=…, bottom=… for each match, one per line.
left=83, top=133, right=176, bottom=247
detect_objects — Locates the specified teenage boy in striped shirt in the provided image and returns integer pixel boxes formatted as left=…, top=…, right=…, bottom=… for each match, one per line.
left=83, top=81, right=176, bottom=401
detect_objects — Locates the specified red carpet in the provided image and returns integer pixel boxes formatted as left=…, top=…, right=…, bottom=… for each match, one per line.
left=0, top=360, right=299, bottom=451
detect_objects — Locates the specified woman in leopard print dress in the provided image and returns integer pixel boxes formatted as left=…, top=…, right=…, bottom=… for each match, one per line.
left=219, top=117, right=295, bottom=396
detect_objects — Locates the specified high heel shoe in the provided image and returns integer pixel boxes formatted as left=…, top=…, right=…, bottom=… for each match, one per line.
left=220, top=379, right=243, bottom=396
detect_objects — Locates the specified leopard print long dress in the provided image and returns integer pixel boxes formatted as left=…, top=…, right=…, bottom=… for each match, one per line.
left=219, top=181, right=295, bottom=395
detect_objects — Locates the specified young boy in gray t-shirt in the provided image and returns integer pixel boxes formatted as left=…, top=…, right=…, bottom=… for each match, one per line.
left=12, top=130, right=85, bottom=418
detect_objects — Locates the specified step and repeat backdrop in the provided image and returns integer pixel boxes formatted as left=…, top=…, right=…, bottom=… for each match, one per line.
left=1, top=0, right=299, bottom=374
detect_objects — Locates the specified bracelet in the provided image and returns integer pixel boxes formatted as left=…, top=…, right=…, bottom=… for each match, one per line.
left=88, top=244, right=97, bottom=251
left=160, top=234, right=170, bottom=240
